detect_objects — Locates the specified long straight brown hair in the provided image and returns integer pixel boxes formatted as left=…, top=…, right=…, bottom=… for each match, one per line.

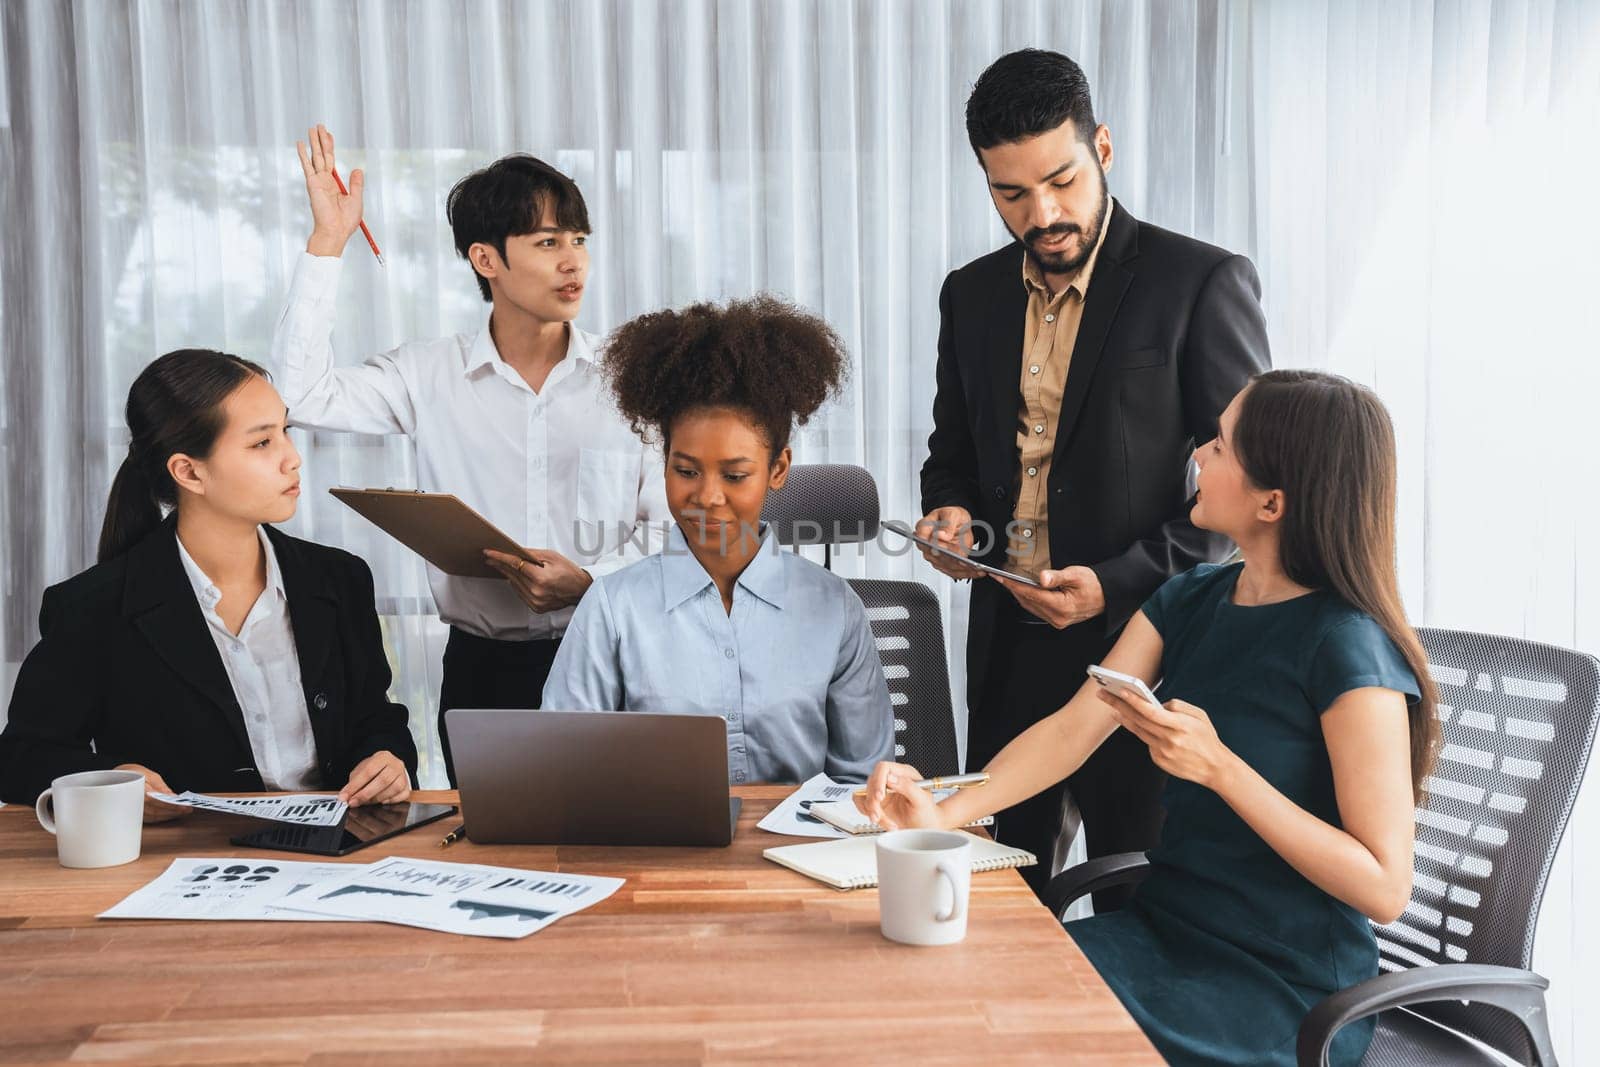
left=1233, top=369, right=1439, bottom=798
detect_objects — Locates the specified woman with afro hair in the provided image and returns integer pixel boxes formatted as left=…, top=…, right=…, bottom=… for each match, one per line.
left=540, top=296, right=894, bottom=784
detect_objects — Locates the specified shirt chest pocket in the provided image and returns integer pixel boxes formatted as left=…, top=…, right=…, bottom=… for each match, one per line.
left=574, top=448, right=641, bottom=554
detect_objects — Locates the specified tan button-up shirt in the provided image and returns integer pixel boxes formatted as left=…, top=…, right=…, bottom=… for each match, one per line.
left=1010, top=201, right=1114, bottom=577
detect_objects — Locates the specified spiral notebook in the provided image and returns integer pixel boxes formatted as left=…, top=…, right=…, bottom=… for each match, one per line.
left=805, top=799, right=993, bottom=836
left=763, top=832, right=1036, bottom=891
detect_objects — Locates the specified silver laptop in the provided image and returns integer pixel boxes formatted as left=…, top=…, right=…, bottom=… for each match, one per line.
left=446, top=708, right=741, bottom=847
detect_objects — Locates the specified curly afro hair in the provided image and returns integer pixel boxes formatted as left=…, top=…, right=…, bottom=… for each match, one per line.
left=602, top=294, right=846, bottom=458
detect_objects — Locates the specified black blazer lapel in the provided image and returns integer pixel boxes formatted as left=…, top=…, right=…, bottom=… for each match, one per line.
left=982, top=245, right=1029, bottom=462
left=122, top=518, right=255, bottom=761
left=1053, top=200, right=1139, bottom=463
left=268, top=527, right=339, bottom=764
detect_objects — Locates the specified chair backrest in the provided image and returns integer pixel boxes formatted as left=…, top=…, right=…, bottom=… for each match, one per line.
left=1376, top=628, right=1599, bottom=1059
left=759, top=463, right=880, bottom=549
left=849, top=577, right=960, bottom=776
left=758, top=464, right=959, bottom=775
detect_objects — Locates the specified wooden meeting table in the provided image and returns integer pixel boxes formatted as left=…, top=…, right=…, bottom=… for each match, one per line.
left=0, top=787, right=1161, bottom=1064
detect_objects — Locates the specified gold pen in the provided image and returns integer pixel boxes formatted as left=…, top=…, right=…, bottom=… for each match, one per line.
left=853, top=772, right=990, bottom=799
left=437, top=823, right=467, bottom=848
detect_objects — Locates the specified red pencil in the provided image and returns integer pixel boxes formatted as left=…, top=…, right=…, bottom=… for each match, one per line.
left=330, top=165, right=385, bottom=266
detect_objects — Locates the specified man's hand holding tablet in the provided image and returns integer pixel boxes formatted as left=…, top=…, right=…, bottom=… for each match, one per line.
left=885, top=517, right=1111, bottom=628
left=993, top=565, right=1107, bottom=629
left=909, top=508, right=986, bottom=580
left=884, top=517, right=1041, bottom=587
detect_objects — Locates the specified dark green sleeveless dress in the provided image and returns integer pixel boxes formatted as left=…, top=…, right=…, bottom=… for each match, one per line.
left=1067, top=563, right=1420, bottom=1066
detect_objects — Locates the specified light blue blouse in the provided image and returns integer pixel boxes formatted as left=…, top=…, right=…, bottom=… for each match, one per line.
left=542, top=525, right=895, bottom=783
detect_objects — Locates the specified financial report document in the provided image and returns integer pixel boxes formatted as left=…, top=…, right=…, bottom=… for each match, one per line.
left=268, top=856, right=625, bottom=938
left=100, top=857, right=353, bottom=921
left=150, top=792, right=348, bottom=826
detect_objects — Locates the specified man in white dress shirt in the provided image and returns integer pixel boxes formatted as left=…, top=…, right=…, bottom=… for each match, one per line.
left=274, top=125, right=665, bottom=784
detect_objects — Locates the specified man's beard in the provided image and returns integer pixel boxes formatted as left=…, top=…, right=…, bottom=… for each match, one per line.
left=1015, top=164, right=1109, bottom=277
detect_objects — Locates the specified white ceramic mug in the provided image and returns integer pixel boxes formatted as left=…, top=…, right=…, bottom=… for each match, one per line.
left=876, top=828, right=971, bottom=946
left=34, top=769, right=145, bottom=869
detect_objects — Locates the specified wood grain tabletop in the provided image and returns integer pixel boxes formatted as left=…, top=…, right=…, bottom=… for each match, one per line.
left=0, top=787, right=1161, bottom=1065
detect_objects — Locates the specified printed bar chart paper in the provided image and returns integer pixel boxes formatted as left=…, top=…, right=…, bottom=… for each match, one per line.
left=269, top=856, right=624, bottom=938
left=150, top=792, right=348, bottom=826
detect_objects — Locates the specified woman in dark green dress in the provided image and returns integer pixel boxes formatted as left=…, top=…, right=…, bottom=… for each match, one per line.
left=860, top=370, right=1439, bottom=1066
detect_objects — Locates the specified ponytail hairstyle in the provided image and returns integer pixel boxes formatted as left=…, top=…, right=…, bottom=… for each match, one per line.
left=1232, top=369, right=1440, bottom=799
left=98, top=349, right=269, bottom=562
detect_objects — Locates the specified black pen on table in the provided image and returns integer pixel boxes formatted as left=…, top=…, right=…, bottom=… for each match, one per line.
left=438, top=822, right=467, bottom=848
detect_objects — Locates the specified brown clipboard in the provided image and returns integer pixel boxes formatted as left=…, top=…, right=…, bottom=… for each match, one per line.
left=327, top=487, right=537, bottom=580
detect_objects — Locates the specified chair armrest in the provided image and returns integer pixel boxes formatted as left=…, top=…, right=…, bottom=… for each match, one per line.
left=1296, top=963, right=1554, bottom=1067
left=1042, top=851, right=1150, bottom=923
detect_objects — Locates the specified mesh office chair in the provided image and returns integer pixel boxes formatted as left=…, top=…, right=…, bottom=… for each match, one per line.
left=1040, top=628, right=1599, bottom=1067
left=759, top=464, right=960, bottom=774
left=758, top=463, right=880, bottom=569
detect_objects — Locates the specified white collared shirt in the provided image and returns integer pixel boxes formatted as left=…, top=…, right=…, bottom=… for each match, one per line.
left=176, top=528, right=320, bottom=791
left=271, top=253, right=667, bottom=640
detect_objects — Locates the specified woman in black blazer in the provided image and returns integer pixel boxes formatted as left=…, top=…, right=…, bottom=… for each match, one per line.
left=0, top=349, right=417, bottom=816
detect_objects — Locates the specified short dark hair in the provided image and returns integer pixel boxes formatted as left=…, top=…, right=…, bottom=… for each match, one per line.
left=446, top=155, right=591, bottom=302
left=602, top=295, right=845, bottom=459
left=965, top=49, right=1097, bottom=159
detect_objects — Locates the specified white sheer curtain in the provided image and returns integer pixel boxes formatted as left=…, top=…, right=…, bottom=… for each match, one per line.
left=1248, top=6, right=1600, bottom=1061
left=2, top=0, right=1258, bottom=782
left=3, top=0, right=1596, bottom=1057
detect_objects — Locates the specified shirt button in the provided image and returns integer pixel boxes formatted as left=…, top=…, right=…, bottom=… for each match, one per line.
left=1027, top=466, right=1038, bottom=477
left=724, top=648, right=735, bottom=660
left=1044, top=313, right=1056, bottom=323
left=733, top=772, right=747, bottom=783
left=1022, top=529, right=1034, bottom=538
left=1030, top=365, right=1040, bottom=374
left=1034, top=424, right=1044, bottom=434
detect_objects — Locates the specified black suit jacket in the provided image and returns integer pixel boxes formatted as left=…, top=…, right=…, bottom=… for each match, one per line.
left=922, top=201, right=1271, bottom=705
left=0, top=516, right=419, bottom=803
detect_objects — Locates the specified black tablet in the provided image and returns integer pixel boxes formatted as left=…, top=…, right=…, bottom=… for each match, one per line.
left=880, top=519, right=1043, bottom=588
left=230, top=802, right=457, bottom=856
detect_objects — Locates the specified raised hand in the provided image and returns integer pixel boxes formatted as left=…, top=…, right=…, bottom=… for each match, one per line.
left=296, top=123, right=365, bottom=257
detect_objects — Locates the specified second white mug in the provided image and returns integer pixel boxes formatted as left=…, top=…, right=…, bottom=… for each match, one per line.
left=876, top=828, right=971, bottom=946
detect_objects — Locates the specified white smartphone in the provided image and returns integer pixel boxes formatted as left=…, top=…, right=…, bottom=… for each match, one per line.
left=880, top=519, right=1043, bottom=588
left=1086, top=664, right=1161, bottom=708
